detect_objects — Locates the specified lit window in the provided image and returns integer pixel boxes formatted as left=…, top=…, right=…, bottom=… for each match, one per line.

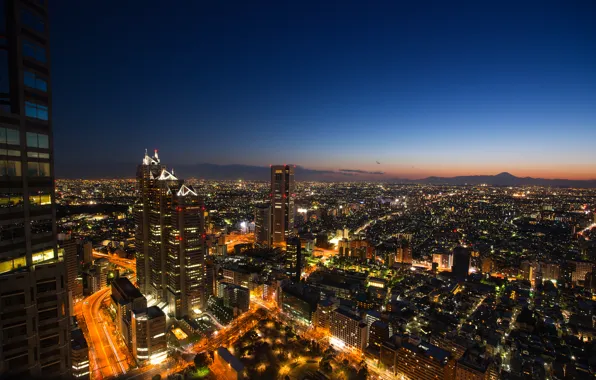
left=0, top=160, right=21, bottom=176
left=26, top=132, right=49, bottom=148
left=32, top=248, right=54, bottom=263
left=0, top=127, right=20, bottom=145
left=29, top=191, right=51, bottom=206
left=27, top=161, right=50, bottom=177
left=0, top=149, right=20, bottom=156
left=25, top=101, right=48, bottom=120
left=27, top=151, right=50, bottom=159
left=0, top=192, right=23, bottom=208
left=0, top=256, right=27, bottom=274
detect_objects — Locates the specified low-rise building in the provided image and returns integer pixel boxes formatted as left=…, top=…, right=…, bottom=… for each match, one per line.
left=215, top=347, right=245, bottom=380
left=397, top=339, right=455, bottom=380
left=132, top=306, right=167, bottom=365
left=71, top=328, right=89, bottom=379
left=330, top=308, right=367, bottom=351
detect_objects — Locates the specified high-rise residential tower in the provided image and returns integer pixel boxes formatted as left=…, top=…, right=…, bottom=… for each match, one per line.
left=270, top=164, right=295, bottom=243
left=135, top=151, right=206, bottom=317
left=0, top=1, right=71, bottom=376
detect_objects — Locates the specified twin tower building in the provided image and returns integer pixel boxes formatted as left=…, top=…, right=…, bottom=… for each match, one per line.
left=135, top=150, right=206, bottom=319
left=135, top=150, right=297, bottom=319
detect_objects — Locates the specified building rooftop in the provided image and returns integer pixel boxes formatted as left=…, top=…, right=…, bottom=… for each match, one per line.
left=402, top=340, right=451, bottom=364
left=71, top=328, right=88, bottom=351
left=147, top=305, right=165, bottom=319
left=113, top=277, right=143, bottom=299
left=217, top=347, right=245, bottom=373
left=335, top=307, right=362, bottom=322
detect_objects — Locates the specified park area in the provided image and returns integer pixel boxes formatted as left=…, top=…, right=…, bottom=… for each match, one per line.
left=185, top=317, right=369, bottom=380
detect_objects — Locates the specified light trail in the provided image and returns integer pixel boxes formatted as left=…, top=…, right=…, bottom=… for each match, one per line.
left=103, top=323, right=126, bottom=374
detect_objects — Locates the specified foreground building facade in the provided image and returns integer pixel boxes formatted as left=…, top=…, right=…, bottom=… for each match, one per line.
left=0, top=0, right=71, bottom=376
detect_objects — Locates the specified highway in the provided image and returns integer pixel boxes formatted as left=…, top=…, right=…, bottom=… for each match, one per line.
left=75, top=250, right=137, bottom=379
left=80, top=287, right=129, bottom=379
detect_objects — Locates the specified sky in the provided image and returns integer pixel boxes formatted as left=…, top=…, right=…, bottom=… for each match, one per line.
left=50, top=0, right=596, bottom=180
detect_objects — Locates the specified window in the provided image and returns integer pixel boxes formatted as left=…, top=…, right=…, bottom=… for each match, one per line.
left=0, top=128, right=20, bottom=145
left=0, top=257, right=26, bottom=274
left=0, top=149, right=20, bottom=156
left=30, top=218, right=52, bottom=235
left=25, top=101, right=48, bottom=120
left=0, top=50, right=10, bottom=112
left=21, top=9, right=45, bottom=33
left=0, top=222, right=25, bottom=241
left=24, top=71, right=47, bottom=92
left=0, top=160, right=21, bottom=176
left=27, top=161, right=50, bottom=176
left=29, top=191, right=51, bottom=206
left=27, top=151, right=49, bottom=159
left=0, top=192, right=23, bottom=208
left=26, top=132, right=48, bottom=148
left=22, top=39, right=46, bottom=63
left=32, top=249, right=54, bottom=265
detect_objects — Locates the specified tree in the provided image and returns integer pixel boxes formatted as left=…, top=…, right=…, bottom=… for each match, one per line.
left=193, top=352, right=212, bottom=369
left=319, top=360, right=332, bottom=374
left=357, top=365, right=369, bottom=380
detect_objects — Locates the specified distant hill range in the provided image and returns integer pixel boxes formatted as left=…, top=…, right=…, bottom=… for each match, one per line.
left=410, top=172, right=596, bottom=188
left=56, top=161, right=596, bottom=188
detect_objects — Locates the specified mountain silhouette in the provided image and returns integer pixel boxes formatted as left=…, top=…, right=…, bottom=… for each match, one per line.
left=413, top=173, right=596, bottom=187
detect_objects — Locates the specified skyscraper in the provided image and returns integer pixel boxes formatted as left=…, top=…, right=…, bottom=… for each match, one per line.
left=396, top=240, right=412, bottom=264
left=452, top=246, right=471, bottom=281
left=135, top=150, right=181, bottom=301
left=270, top=165, right=295, bottom=243
left=135, top=151, right=206, bottom=317
left=254, top=203, right=271, bottom=247
left=286, top=236, right=302, bottom=282
left=0, top=1, right=71, bottom=376
left=134, top=150, right=165, bottom=297
left=167, top=183, right=206, bottom=318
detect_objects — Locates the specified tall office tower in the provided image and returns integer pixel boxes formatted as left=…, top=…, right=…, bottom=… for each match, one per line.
left=167, top=183, right=206, bottom=318
left=452, top=246, right=471, bottom=281
left=134, top=149, right=165, bottom=296
left=58, top=233, right=79, bottom=316
left=82, top=241, right=92, bottom=264
left=134, top=150, right=179, bottom=301
left=204, top=259, right=216, bottom=298
left=0, top=1, right=71, bottom=377
left=270, top=165, right=295, bottom=243
left=396, top=240, right=412, bottom=264
left=135, top=151, right=206, bottom=314
left=254, top=203, right=271, bottom=247
left=286, top=236, right=302, bottom=282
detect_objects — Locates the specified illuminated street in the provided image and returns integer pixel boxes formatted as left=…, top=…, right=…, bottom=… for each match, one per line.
left=78, top=288, right=129, bottom=379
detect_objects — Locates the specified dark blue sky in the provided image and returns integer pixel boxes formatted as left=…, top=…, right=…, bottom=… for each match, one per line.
left=51, top=0, right=596, bottom=179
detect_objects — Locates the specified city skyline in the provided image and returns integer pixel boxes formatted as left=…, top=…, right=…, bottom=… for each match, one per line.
left=3, top=1, right=596, bottom=379
left=49, top=0, right=596, bottom=179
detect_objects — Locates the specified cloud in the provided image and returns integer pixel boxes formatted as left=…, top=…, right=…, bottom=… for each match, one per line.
left=339, top=169, right=385, bottom=175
